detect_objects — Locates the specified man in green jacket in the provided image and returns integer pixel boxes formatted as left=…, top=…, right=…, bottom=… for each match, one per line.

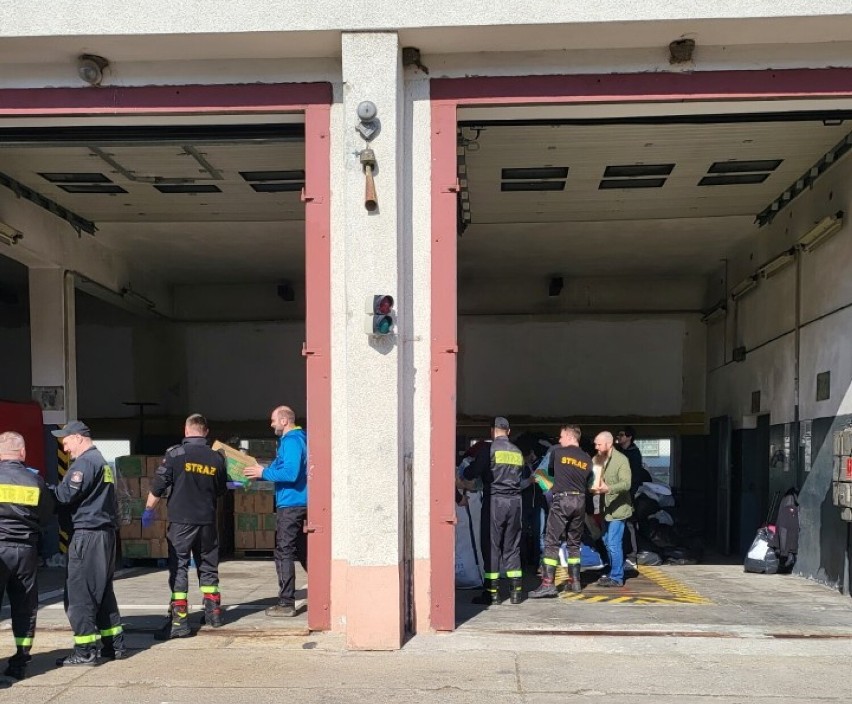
left=591, top=432, right=633, bottom=587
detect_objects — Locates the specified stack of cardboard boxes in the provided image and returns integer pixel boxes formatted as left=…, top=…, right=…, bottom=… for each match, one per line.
left=115, top=455, right=169, bottom=559
left=233, top=482, right=276, bottom=553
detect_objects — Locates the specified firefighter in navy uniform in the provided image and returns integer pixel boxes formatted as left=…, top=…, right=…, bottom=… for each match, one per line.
left=529, top=424, right=593, bottom=598
left=145, top=414, right=227, bottom=639
left=464, top=417, right=525, bottom=605
left=51, top=421, right=125, bottom=666
left=0, top=432, right=53, bottom=681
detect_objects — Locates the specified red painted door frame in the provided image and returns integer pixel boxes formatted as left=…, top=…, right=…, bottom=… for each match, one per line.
left=429, top=67, right=852, bottom=631
left=0, top=83, right=334, bottom=631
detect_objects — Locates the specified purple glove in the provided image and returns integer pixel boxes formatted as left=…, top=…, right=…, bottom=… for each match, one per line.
left=226, top=481, right=243, bottom=490
left=141, top=508, right=155, bottom=529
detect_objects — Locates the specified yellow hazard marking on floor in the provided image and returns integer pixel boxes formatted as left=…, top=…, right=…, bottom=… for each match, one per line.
left=558, top=566, right=712, bottom=605
left=639, top=566, right=712, bottom=604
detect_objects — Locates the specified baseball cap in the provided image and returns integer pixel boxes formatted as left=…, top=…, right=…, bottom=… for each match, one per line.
left=493, top=416, right=510, bottom=430
left=51, top=420, right=91, bottom=438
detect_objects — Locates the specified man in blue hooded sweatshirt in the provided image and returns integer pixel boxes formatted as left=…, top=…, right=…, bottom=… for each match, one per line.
left=244, top=406, right=307, bottom=617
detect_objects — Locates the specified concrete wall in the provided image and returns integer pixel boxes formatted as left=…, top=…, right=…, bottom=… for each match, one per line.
left=2, top=1, right=849, bottom=38
left=71, top=294, right=306, bottom=422
left=705, top=149, right=852, bottom=588
left=458, top=314, right=705, bottom=418
left=182, top=321, right=305, bottom=420
left=707, top=153, right=852, bottom=426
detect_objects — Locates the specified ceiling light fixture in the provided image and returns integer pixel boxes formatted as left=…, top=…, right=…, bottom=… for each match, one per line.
left=758, top=249, right=796, bottom=279
left=120, top=286, right=156, bottom=310
left=730, top=275, right=759, bottom=301
left=0, top=221, right=23, bottom=246
left=0, top=170, right=97, bottom=236
left=700, top=301, right=727, bottom=324
left=756, top=134, right=852, bottom=226
left=797, top=211, right=844, bottom=252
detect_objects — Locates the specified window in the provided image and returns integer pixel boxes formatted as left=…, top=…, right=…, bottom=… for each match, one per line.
left=635, top=438, right=673, bottom=486
left=94, top=439, right=132, bottom=467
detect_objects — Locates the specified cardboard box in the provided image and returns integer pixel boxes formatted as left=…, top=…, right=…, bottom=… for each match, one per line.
left=236, top=513, right=259, bottom=532
left=122, top=540, right=151, bottom=558
left=128, top=498, right=146, bottom=519
left=235, top=531, right=255, bottom=550
left=146, top=456, right=163, bottom=477
left=211, top=441, right=257, bottom=486
left=255, top=491, right=274, bottom=513
left=142, top=519, right=166, bottom=540
left=263, top=513, right=277, bottom=531
left=234, top=492, right=255, bottom=514
left=121, top=477, right=140, bottom=498
left=116, top=455, right=145, bottom=478
left=120, top=521, right=142, bottom=540
left=255, top=530, right=275, bottom=549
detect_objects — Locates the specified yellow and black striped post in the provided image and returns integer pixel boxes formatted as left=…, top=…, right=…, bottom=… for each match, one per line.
left=57, top=438, right=70, bottom=554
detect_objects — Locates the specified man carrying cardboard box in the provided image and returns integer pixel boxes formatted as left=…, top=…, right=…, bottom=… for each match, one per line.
left=144, top=414, right=227, bottom=639
left=243, top=405, right=307, bottom=618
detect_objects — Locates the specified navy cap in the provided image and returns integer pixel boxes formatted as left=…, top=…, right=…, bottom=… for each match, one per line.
left=51, top=420, right=91, bottom=438
left=493, top=416, right=510, bottom=430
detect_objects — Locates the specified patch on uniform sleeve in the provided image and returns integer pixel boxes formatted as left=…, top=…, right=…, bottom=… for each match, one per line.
left=70, top=471, right=83, bottom=485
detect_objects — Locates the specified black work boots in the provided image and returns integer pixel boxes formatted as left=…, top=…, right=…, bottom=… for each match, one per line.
left=471, top=578, right=501, bottom=606
left=509, top=577, right=524, bottom=604
left=3, top=650, right=31, bottom=680
left=154, top=599, right=192, bottom=640
left=202, top=593, right=224, bottom=628
left=55, top=647, right=98, bottom=667
left=569, top=563, right=582, bottom=593
left=528, top=564, right=558, bottom=598
left=100, top=633, right=127, bottom=661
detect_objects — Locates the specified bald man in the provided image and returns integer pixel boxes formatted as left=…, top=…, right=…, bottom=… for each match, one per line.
left=0, top=432, right=53, bottom=680
left=244, top=406, right=307, bottom=617
left=591, top=432, right=633, bottom=587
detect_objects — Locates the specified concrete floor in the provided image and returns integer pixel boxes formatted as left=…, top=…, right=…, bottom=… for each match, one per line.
left=10, top=558, right=307, bottom=636
left=7, top=557, right=852, bottom=640
left=3, top=559, right=852, bottom=702
left=456, top=561, right=852, bottom=636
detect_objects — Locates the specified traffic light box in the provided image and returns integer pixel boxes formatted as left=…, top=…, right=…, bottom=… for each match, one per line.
left=365, top=294, right=395, bottom=336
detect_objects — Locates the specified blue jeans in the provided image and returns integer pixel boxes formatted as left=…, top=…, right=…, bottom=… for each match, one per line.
left=602, top=519, right=625, bottom=584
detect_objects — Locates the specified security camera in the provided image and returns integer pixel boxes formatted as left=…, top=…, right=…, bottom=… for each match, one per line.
left=77, top=54, right=109, bottom=87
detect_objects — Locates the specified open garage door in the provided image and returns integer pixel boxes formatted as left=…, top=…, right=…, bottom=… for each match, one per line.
left=0, top=85, right=332, bottom=629
left=433, top=73, right=852, bottom=632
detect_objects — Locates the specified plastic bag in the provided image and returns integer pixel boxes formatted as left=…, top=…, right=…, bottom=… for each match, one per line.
left=744, top=527, right=779, bottom=574
left=112, top=462, right=133, bottom=527
left=637, top=550, right=662, bottom=566
left=454, top=493, right=483, bottom=588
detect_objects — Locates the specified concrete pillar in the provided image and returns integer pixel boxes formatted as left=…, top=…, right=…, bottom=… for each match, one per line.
left=332, top=31, right=404, bottom=650
left=29, top=268, right=76, bottom=425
